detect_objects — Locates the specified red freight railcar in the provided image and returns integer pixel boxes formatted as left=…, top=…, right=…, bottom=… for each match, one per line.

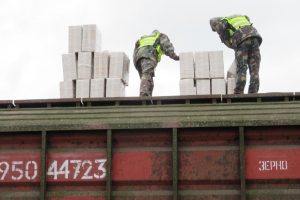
left=0, top=93, right=300, bottom=200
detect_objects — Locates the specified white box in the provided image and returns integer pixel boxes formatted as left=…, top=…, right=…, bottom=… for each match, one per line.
left=227, top=77, right=236, bottom=94
left=211, top=78, right=226, bottom=95
left=106, top=78, right=125, bottom=97
left=196, top=79, right=210, bottom=95
left=76, top=79, right=90, bottom=98
left=195, top=51, right=210, bottom=79
left=180, top=79, right=196, bottom=95
left=227, top=59, right=237, bottom=78
left=209, top=51, right=224, bottom=78
left=60, top=81, right=75, bottom=98
left=90, top=78, right=106, bottom=98
left=68, top=26, right=82, bottom=53
left=78, top=52, right=92, bottom=79
left=94, top=51, right=110, bottom=78
left=62, top=53, right=77, bottom=81
left=82, top=24, right=101, bottom=52
left=179, top=52, right=194, bottom=79
left=109, top=52, right=130, bottom=86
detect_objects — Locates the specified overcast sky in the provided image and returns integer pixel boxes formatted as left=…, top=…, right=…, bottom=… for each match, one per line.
left=0, top=0, right=299, bottom=100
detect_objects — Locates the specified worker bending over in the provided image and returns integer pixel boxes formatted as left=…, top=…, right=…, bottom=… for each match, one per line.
left=210, top=15, right=262, bottom=94
left=133, top=30, right=179, bottom=97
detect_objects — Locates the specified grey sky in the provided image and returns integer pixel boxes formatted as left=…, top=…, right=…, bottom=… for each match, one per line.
left=0, top=0, right=299, bottom=100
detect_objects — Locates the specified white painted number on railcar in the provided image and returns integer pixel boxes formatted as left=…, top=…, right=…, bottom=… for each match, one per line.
left=0, top=161, right=38, bottom=181
left=258, top=160, right=288, bottom=171
left=0, top=159, right=106, bottom=181
left=47, top=159, right=107, bottom=180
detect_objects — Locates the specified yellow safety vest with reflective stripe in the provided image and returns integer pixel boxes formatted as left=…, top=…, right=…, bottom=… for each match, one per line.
left=224, top=15, right=252, bottom=37
left=138, top=32, right=164, bottom=62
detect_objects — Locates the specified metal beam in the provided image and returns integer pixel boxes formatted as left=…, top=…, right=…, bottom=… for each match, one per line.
left=239, top=127, right=246, bottom=200
left=40, top=131, right=47, bottom=200
left=106, top=130, right=112, bottom=200
left=172, top=128, right=178, bottom=200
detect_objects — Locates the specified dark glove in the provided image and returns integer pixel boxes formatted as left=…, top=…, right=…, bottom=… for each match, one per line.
left=173, top=55, right=179, bottom=61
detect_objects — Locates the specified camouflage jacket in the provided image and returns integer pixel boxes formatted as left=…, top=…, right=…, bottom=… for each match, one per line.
left=210, top=16, right=262, bottom=49
left=133, top=32, right=178, bottom=67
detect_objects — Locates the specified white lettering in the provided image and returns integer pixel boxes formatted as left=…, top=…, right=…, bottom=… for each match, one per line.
left=47, top=160, right=58, bottom=180
left=12, top=161, right=23, bottom=180
left=58, top=160, right=70, bottom=179
left=25, top=161, right=38, bottom=180
left=82, top=160, right=93, bottom=180
left=70, top=160, right=82, bottom=179
left=94, top=159, right=107, bottom=179
left=282, top=160, right=288, bottom=170
left=0, top=162, right=9, bottom=180
left=258, top=160, right=288, bottom=171
left=1, top=158, right=107, bottom=181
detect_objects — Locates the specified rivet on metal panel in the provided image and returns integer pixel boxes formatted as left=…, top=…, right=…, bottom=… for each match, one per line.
left=172, top=128, right=178, bottom=200
left=106, top=130, right=112, bottom=200
left=40, top=131, right=47, bottom=200
left=239, top=127, right=246, bottom=200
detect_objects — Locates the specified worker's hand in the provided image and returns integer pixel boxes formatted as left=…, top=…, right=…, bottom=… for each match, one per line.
left=173, top=55, right=179, bottom=61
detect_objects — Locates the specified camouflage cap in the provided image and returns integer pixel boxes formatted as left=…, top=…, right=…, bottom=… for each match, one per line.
left=152, top=29, right=160, bottom=34
left=209, top=17, right=222, bottom=32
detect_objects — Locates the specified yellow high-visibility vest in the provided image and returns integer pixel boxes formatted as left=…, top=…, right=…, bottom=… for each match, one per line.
left=224, top=15, right=252, bottom=37
left=138, top=32, right=163, bottom=62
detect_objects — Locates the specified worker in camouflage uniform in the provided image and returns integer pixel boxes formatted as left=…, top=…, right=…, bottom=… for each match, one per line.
left=133, top=30, right=179, bottom=96
left=210, top=15, right=262, bottom=94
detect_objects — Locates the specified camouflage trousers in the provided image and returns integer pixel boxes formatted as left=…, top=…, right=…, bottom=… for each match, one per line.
left=234, top=38, right=261, bottom=94
left=136, top=58, right=157, bottom=97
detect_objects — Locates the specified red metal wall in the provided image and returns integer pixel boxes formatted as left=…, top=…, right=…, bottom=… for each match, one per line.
left=0, top=127, right=300, bottom=199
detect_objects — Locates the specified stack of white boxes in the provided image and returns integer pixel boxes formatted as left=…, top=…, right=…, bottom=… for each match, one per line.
left=107, top=52, right=130, bottom=97
left=208, top=51, right=226, bottom=95
left=60, top=25, right=130, bottom=98
left=179, top=51, right=226, bottom=95
left=179, top=52, right=196, bottom=95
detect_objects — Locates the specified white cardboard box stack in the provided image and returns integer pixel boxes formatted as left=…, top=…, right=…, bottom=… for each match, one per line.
left=195, top=51, right=210, bottom=95
left=179, top=52, right=196, bottom=95
left=209, top=51, right=226, bottom=95
left=60, top=25, right=130, bottom=98
left=179, top=50, right=227, bottom=95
